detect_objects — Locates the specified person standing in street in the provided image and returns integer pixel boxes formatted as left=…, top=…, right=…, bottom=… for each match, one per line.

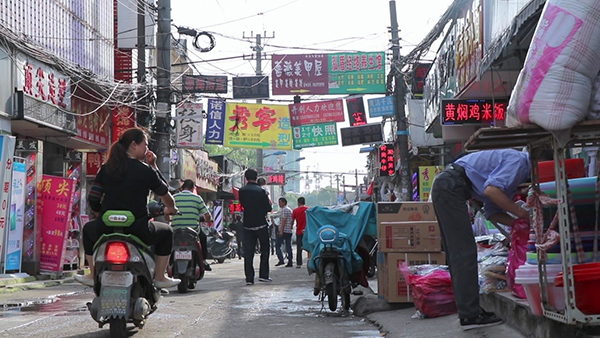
left=229, top=215, right=244, bottom=259
left=431, top=149, right=531, bottom=331
left=275, top=197, right=294, bottom=267
left=292, top=197, right=308, bottom=268
left=239, top=169, right=273, bottom=285
left=171, top=179, right=213, bottom=271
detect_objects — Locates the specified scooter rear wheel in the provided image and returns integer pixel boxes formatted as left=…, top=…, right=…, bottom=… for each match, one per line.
left=177, top=275, right=189, bottom=294
left=109, top=317, right=127, bottom=338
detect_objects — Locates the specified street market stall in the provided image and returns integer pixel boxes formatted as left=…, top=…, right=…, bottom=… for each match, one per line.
left=465, top=121, right=600, bottom=325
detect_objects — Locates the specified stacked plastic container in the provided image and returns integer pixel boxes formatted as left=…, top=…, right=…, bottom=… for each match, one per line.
left=515, top=264, right=564, bottom=316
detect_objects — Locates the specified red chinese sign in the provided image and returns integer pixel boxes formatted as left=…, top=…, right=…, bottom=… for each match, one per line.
left=228, top=201, right=244, bottom=213
left=72, top=95, right=110, bottom=147
left=112, top=106, right=136, bottom=144
left=379, top=144, right=395, bottom=177
left=37, top=175, right=76, bottom=272
left=346, top=96, right=367, bottom=126
left=412, top=63, right=431, bottom=99
left=267, top=173, right=286, bottom=186
left=272, top=54, right=328, bottom=95
left=288, top=99, right=345, bottom=126
left=86, top=152, right=108, bottom=176
left=441, top=99, right=507, bottom=125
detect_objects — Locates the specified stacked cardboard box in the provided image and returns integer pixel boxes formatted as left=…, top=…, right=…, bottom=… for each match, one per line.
left=377, top=202, right=445, bottom=303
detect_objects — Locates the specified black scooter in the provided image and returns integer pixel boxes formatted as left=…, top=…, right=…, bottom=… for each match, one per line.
left=206, top=227, right=234, bottom=263
left=86, top=211, right=162, bottom=338
left=169, top=227, right=205, bottom=293
left=313, top=225, right=351, bottom=312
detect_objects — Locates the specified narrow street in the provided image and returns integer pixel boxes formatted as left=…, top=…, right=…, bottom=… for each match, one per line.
left=0, top=255, right=381, bottom=338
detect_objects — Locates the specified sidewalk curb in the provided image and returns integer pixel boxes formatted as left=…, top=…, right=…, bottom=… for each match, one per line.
left=0, top=277, right=76, bottom=294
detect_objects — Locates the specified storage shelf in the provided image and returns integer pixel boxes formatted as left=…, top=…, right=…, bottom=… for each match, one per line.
left=465, top=121, right=600, bottom=325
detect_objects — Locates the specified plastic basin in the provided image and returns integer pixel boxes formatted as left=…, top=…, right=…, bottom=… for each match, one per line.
left=555, top=263, right=600, bottom=315
left=515, top=264, right=564, bottom=316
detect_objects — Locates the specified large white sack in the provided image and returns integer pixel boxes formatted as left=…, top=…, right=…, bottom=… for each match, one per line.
left=507, top=0, right=600, bottom=131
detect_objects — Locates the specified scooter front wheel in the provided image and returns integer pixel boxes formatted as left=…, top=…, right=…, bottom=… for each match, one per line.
left=326, top=281, right=338, bottom=311
left=109, top=317, right=127, bottom=338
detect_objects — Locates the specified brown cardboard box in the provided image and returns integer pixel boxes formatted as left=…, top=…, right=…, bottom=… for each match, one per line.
left=381, top=252, right=446, bottom=303
left=377, top=202, right=436, bottom=224
left=378, top=221, right=442, bottom=252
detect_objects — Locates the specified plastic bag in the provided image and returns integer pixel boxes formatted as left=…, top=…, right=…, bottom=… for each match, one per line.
left=507, top=218, right=530, bottom=299
left=398, top=263, right=457, bottom=318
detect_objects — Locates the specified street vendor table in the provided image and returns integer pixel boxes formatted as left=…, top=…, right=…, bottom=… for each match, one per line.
left=465, top=120, right=600, bottom=325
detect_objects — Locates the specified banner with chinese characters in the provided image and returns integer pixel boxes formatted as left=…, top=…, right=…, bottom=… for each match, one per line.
left=271, top=52, right=386, bottom=95
left=112, top=106, right=136, bottom=144
left=224, top=102, right=292, bottom=150
left=37, top=175, right=76, bottom=272
left=176, top=102, right=203, bottom=149
left=205, top=99, right=226, bottom=145
left=288, top=99, right=345, bottom=126
left=441, top=99, right=507, bottom=125
left=346, top=96, right=367, bottom=126
left=5, top=162, right=26, bottom=272
left=73, top=89, right=111, bottom=148
left=368, top=96, right=395, bottom=118
left=340, top=123, right=383, bottom=146
left=292, top=123, right=338, bottom=149
left=266, top=173, right=285, bottom=185
left=418, top=166, right=444, bottom=202
left=0, top=136, right=15, bottom=271
left=86, top=152, right=108, bottom=176
left=379, top=144, right=395, bottom=177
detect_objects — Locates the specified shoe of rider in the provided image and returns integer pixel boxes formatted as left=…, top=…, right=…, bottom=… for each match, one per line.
left=204, top=260, right=212, bottom=271
left=155, top=275, right=181, bottom=288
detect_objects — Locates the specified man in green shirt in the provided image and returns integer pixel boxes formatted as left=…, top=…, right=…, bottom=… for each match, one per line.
left=171, top=179, right=213, bottom=271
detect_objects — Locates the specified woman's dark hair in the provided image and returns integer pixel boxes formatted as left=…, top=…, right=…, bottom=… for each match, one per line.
left=105, top=128, right=148, bottom=180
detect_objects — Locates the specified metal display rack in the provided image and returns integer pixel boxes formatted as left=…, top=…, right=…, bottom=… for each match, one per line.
left=465, top=120, right=600, bottom=325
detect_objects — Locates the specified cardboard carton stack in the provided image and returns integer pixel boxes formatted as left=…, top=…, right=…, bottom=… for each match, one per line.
left=377, top=202, right=445, bottom=303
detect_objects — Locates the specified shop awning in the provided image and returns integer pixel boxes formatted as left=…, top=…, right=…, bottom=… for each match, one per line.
left=479, top=0, right=546, bottom=78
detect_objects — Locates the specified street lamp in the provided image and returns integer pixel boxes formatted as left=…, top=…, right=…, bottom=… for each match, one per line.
left=279, top=157, right=306, bottom=197
left=263, top=150, right=287, bottom=158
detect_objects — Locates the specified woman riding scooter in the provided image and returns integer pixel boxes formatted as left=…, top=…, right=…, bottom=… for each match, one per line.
left=75, top=127, right=180, bottom=289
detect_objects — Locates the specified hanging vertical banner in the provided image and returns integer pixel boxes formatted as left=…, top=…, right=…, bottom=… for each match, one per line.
left=346, top=96, right=368, bottom=126
left=213, top=200, right=223, bottom=232
left=112, top=106, right=136, bottom=144
left=38, top=175, right=75, bottom=272
left=418, top=166, right=445, bottom=202
left=0, top=135, right=15, bottom=270
left=176, top=102, right=204, bottom=148
left=5, top=162, right=25, bottom=272
left=224, top=102, right=292, bottom=150
left=205, top=99, right=226, bottom=145
left=379, top=144, right=395, bottom=176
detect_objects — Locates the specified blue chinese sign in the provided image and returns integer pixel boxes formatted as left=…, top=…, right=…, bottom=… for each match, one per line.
left=367, top=96, right=395, bottom=118
left=205, top=99, right=226, bottom=145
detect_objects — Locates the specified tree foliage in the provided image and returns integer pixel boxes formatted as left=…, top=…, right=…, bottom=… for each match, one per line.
left=204, top=144, right=257, bottom=168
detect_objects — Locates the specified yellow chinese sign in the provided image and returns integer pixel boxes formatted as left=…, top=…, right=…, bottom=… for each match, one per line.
left=418, top=166, right=444, bottom=202
left=224, top=102, right=292, bottom=150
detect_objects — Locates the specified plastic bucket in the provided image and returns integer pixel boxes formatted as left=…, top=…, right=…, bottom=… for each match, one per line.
left=515, top=264, right=564, bottom=316
left=555, top=263, right=600, bottom=315
left=537, top=158, right=585, bottom=183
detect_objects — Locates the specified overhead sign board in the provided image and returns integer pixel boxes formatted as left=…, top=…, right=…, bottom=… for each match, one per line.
left=368, top=96, right=395, bottom=118
left=379, top=144, right=395, bottom=177
left=346, top=96, right=367, bottom=126
left=292, top=123, right=338, bottom=149
left=441, top=99, right=507, bottom=125
left=182, top=75, right=228, bottom=94
left=175, top=102, right=203, bottom=148
left=289, top=99, right=345, bottom=126
left=271, top=52, right=386, bottom=95
left=205, top=99, right=226, bottom=145
left=412, top=63, right=431, bottom=99
left=224, top=102, right=292, bottom=150
left=340, top=123, right=383, bottom=146
left=232, top=76, right=269, bottom=99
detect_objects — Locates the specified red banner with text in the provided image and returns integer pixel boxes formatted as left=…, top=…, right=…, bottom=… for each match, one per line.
left=112, top=106, right=136, bottom=144
left=37, top=175, right=76, bottom=272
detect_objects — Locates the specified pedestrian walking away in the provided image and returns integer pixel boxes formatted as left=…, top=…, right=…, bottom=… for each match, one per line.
left=275, top=197, right=294, bottom=267
left=431, top=148, right=540, bottom=331
left=292, top=197, right=308, bottom=268
left=239, top=169, right=273, bottom=285
left=171, top=179, right=213, bottom=271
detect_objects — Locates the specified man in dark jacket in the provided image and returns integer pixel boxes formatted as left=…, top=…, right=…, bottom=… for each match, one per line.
left=239, top=169, right=273, bottom=285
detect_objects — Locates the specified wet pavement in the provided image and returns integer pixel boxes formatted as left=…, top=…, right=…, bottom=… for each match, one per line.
left=0, top=255, right=381, bottom=338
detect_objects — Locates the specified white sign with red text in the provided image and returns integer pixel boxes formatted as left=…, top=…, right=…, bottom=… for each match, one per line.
left=16, top=55, right=71, bottom=111
left=0, top=135, right=16, bottom=270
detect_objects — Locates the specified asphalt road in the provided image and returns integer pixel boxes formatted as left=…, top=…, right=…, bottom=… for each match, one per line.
left=0, top=255, right=381, bottom=338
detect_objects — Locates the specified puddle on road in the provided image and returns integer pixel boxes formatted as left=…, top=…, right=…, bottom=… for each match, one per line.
left=0, top=291, right=89, bottom=317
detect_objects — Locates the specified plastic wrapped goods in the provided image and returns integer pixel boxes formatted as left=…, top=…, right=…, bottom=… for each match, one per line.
left=507, top=0, right=600, bottom=130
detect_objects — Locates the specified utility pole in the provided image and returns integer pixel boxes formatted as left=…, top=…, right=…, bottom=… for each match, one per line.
left=389, top=0, right=411, bottom=201
left=155, top=0, right=171, bottom=180
left=342, top=175, right=347, bottom=203
left=355, top=169, right=359, bottom=201
left=244, top=31, right=274, bottom=173
left=136, top=0, right=147, bottom=127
